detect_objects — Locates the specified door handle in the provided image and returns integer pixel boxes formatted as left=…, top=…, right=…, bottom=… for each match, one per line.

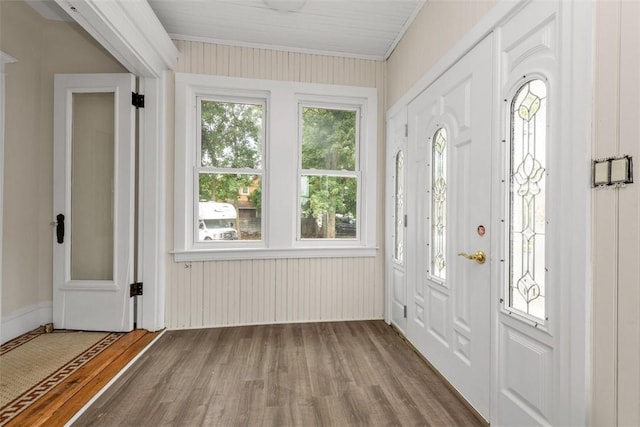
left=458, top=250, right=486, bottom=264
left=56, top=214, right=65, bottom=244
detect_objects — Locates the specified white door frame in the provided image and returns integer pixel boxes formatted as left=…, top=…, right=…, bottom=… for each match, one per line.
left=53, top=0, right=178, bottom=331
left=386, top=1, right=593, bottom=424
left=0, top=52, right=18, bottom=335
left=385, top=107, right=408, bottom=332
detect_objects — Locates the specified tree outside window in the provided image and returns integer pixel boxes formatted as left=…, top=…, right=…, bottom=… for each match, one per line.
left=198, top=99, right=263, bottom=241
left=300, top=106, right=358, bottom=239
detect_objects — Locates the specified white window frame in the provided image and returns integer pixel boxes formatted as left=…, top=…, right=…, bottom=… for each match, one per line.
left=297, top=99, right=362, bottom=244
left=174, top=73, right=377, bottom=261
left=194, top=94, right=266, bottom=248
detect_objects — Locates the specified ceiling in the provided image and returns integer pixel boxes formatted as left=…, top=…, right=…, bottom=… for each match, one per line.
left=27, top=0, right=425, bottom=60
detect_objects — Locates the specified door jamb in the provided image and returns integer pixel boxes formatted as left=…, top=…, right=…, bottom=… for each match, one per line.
left=53, top=0, right=178, bottom=331
left=0, top=52, right=17, bottom=332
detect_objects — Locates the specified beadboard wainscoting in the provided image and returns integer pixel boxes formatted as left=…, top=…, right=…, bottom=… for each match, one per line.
left=166, top=257, right=384, bottom=329
left=166, top=41, right=386, bottom=329
left=172, top=40, right=386, bottom=87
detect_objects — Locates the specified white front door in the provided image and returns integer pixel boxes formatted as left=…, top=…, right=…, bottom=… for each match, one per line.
left=386, top=107, right=407, bottom=333
left=53, top=73, right=136, bottom=332
left=406, top=35, right=493, bottom=419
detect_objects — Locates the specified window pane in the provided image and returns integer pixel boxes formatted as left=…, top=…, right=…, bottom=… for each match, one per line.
left=301, top=107, right=356, bottom=171
left=71, top=93, right=114, bottom=281
left=430, top=128, right=447, bottom=281
left=198, top=173, right=262, bottom=241
left=394, top=150, right=404, bottom=263
left=509, top=80, right=547, bottom=320
left=300, top=175, right=357, bottom=239
left=200, top=100, right=263, bottom=169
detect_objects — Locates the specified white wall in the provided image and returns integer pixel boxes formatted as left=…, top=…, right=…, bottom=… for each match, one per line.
left=165, top=41, right=386, bottom=328
left=386, top=0, right=497, bottom=107
left=592, top=1, right=640, bottom=425
left=0, top=0, right=125, bottom=342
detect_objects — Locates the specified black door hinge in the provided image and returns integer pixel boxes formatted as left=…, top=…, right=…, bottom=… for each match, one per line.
left=404, top=214, right=408, bottom=227
left=130, top=282, right=143, bottom=297
left=404, top=123, right=408, bottom=137
left=132, top=92, right=145, bottom=109
left=403, top=305, right=407, bottom=318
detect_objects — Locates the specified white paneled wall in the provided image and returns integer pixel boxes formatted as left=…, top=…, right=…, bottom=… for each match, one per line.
left=166, top=257, right=382, bottom=329
left=592, top=1, right=640, bottom=425
left=173, top=40, right=385, bottom=86
left=166, top=41, right=385, bottom=329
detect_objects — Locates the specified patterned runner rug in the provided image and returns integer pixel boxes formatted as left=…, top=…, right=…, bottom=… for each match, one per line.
left=0, top=328, right=122, bottom=425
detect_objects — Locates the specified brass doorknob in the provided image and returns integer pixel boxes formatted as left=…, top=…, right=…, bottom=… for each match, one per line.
left=457, top=250, right=486, bottom=264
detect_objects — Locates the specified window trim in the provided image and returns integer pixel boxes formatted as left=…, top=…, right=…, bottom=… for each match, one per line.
left=174, top=73, right=377, bottom=261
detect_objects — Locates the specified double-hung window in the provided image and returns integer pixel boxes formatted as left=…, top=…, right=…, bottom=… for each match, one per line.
left=299, top=104, right=359, bottom=240
left=174, top=74, right=377, bottom=261
left=197, top=97, right=264, bottom=243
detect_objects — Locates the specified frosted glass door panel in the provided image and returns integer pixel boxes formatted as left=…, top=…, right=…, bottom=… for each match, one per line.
left=71, top=92, right=114, bottom=281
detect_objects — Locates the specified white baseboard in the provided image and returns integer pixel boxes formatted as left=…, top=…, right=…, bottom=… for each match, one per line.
left=1, top=302, right=52, bottom=344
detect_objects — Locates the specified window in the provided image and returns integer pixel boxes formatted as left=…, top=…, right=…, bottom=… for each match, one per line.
left=174, top=74, right=377, bottom=260
left=508, top=79, right=547, bottom=321
left=429, top=127, right=447, bottom=282
left=299, top=106, right=359, bottom=240
left=197, top=98, right=263, bottom=242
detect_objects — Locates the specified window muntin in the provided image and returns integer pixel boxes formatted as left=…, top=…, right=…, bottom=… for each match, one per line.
left=299, top=105, right=359, bottom=240
left=508, top=79, right=547, bottom=321
left=429, top=127, right=447, bottom=282
left=196, top=98, right=264, bottom=242
left=394, top=150, right=405, bottom=263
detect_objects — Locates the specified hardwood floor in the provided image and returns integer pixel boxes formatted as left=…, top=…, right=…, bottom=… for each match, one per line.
left=7, top=330, right=159, bottom=427
left=74, top=321, right=485, bottom=426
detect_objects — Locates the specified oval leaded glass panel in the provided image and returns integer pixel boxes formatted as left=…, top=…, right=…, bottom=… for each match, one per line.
left=394, top=150, right=404, bottom=263
left=509, top=79, right=547, bottom=321
left=430, top=128, right=447, bottom=281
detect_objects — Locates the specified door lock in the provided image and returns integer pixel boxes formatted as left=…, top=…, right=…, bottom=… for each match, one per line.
left=458, top=250, right=486, bottom=264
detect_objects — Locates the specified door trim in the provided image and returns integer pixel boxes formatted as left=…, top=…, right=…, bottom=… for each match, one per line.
left=386, top=0, right=525, bottom=118
left=55, top=0, right=177, bottom=331
left=0, top=51, right=17, bottom=340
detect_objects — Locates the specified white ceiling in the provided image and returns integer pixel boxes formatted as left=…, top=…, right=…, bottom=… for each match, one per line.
left=147, top=0, right=425, bottom=60
left=27, top=0, right=424, bottom=60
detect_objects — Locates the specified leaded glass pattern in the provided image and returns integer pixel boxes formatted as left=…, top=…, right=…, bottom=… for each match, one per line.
left=430, top=128, right=447, bottom=281
left=394, top=150, right=404, bottom=263
left=509, top=80, right=547, bottom=321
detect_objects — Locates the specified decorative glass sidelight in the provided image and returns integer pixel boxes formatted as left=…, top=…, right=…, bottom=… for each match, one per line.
left=430, top=128, right=447, bottom=281
left=394, top=150, right=404, bottom=263
left=509, top=79, right=547, bottom=320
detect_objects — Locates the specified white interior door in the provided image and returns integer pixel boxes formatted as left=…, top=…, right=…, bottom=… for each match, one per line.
left=53, top=73, right=136, bottom=332
left=386, top=107, right=407, bottom=333
left=406, top=35, right=493, bottom=419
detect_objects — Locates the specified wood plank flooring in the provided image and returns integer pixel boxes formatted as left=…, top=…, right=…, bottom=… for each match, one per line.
left=7, top=329, right=159, bottom=427
left=74, top=321, right=485, bottom=426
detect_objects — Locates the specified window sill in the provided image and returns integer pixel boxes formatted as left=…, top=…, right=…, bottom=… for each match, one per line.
left=172, top=246, right=378, bottom=262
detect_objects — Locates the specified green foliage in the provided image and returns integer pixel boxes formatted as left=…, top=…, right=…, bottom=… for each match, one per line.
left=199, top=100, right=262, bottom=203
left=249, top=185, right=262, bottom=215
left=302, top=108, right=356, bottom=170
left=300, top=107, right=358, bottom=238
